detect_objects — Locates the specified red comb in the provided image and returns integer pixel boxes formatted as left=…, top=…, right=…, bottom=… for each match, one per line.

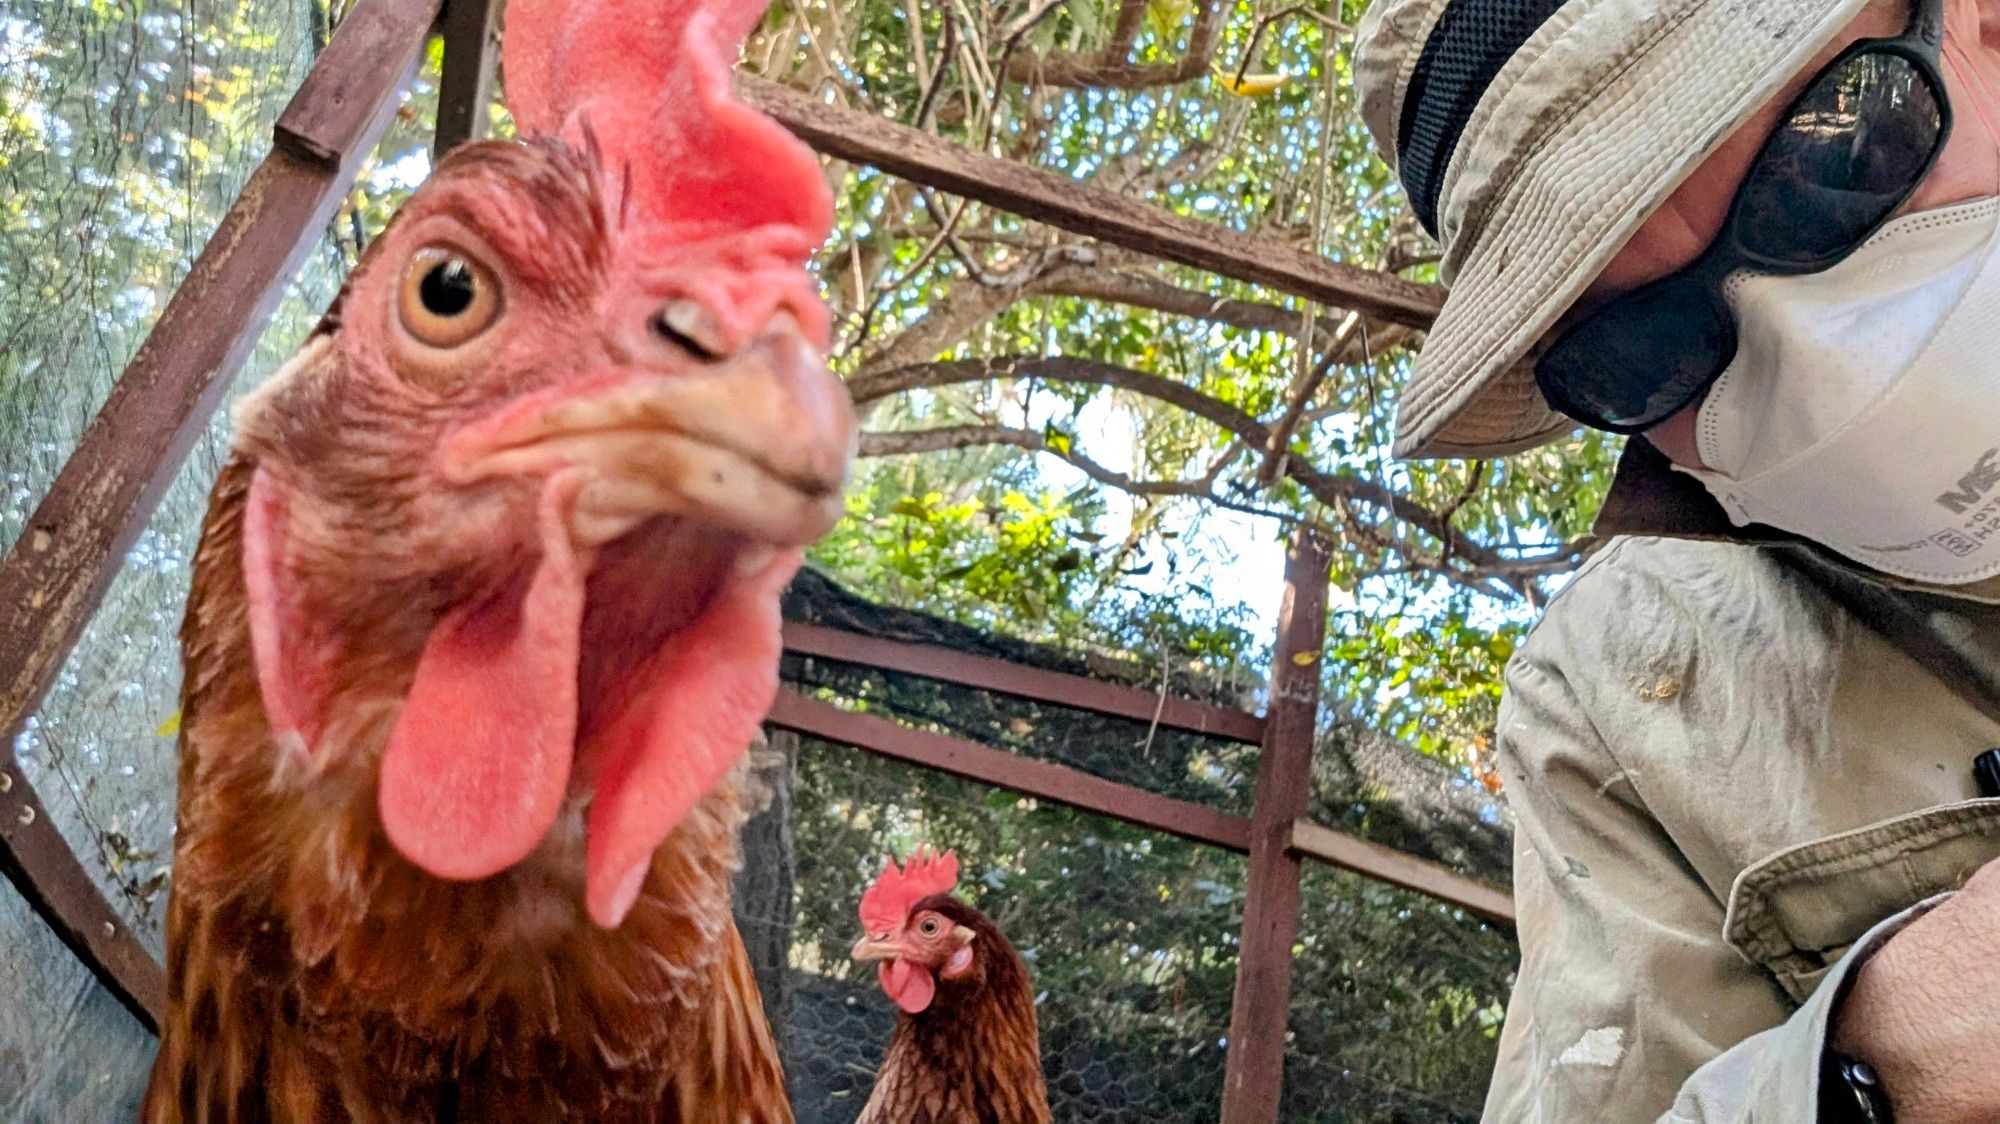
left=502, top=0, right=832, bottom=248
left=859, top=846, right=960, bottom=935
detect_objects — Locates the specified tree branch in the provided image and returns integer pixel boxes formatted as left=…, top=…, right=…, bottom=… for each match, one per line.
left=1001, top=0, right=1224, bottom=88
left=851, top=258, right=1412, bottom=388
left=859, top=425, right=1305, bottom=523
left=853, top=249, right=1097, bottom=373
left=1104, top=0, right=1148, bottom=60
left=849, top=356, right=1567, bottom=596
left=1038, top=270, right=1413, bottom=362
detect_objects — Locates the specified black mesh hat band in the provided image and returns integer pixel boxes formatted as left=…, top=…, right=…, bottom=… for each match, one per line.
left=1396, top=0, right=1571, bottom=236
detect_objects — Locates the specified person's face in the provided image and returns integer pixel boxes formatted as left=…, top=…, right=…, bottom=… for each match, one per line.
left=1566, top=0, right=2000, bottom=466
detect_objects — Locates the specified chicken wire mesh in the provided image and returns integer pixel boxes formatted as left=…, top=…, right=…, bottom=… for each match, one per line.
left=752, top=570, right=1514, bottom=1121
left=1283, top=867, right=1514, bottom=1122
left=738, top=736, right=1246, bottom=1123
left=1, top=3, right=438, bottom=1116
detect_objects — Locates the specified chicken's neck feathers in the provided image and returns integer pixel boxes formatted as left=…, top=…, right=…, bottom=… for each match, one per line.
left=163, top=456, right=770, bottom=1112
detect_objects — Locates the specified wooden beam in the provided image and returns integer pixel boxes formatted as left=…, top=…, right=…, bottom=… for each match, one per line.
left=766, top=689, right=1254, bottom=853
left=434, top=0, right=502, bottom=157
left=1221, top=535, right=1332, bottom=1124
left=1288, top=818, right=1515, bottom=928
left=0, top=767, right=165, bottom=1029
left=783, top=621, right=1265, bottom=744
left=0, top=0, right=441, bottom=1033
left=737, top=77, right=1446, bottom=330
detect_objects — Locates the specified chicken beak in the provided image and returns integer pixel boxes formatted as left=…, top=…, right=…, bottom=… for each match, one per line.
left=850, top=936, right=903, bottom=964
left=444, top=311, right=856, bottom=549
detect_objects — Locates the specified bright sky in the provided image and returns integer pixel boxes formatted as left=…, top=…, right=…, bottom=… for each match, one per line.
left=1018, top=393, right=1303, bottom=639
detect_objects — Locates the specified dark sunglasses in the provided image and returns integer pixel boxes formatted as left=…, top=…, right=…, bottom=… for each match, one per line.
left=1535, top=0, right=1953, bottom=434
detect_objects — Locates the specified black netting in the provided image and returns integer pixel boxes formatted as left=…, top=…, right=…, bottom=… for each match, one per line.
left=784, top=655, right=1260, bottom=816
left=788, top=568, right=1515, bottom=887
left=1283, top=866, right=1515, bottom=1122
left=782, top=570, right=1261, bottom=813
left=783, top=569, right=1263, bottom=712
left=2, top=3, right=337, bottom=1115
left=2, top=4, right=441, bottom=1115
left=1396, top=0, right=1569, bottom=232
left=1309, top=721, right=1514, bottom=888
left=741, top=737, right=1243, bottom=1123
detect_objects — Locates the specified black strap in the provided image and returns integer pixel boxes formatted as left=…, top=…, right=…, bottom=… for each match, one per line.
left=1776, top=545, right=2000, bottom=729
left=1395, top=0, right=1570, bottom=236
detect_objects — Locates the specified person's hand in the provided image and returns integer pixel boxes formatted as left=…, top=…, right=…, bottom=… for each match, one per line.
left=1831, top=858, right=2000, bottom=1124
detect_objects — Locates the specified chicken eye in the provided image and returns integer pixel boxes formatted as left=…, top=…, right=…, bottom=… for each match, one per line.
left=398, top=246, right=501, bottom=348
left=919, top=917, right=941, bottom=936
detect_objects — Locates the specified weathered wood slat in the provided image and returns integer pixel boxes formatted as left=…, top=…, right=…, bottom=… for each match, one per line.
left=738, top=77, right=1446, bottom=329
left=783, top=621, right=1266, bottom=744
left=1288, top=818, right=1515, bottom=927
left=766, top=689, right=1255, bottom=852
left=276, top=0, right=442, bottom=166
left=0, top=770, right=165, bottom=1031
left=0, top=0, right=441, bottom=1032
left=1221, top=535, right=1332, bottom=1124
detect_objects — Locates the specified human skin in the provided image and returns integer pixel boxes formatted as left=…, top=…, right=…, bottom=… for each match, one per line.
left=1570, top=0, right=2000, bottom=466
left=1554, top=3, right=2000, bottom=1120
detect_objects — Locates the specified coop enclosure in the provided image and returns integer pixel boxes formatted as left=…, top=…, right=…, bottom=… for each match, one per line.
left=0, top=2, right=1515, bottom=1120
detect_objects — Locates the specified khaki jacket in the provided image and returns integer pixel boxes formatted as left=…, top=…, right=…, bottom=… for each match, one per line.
left=1483, top=443, right=2000, bottom=1123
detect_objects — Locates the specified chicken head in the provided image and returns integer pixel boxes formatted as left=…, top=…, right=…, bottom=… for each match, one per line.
left=228, top=0, right=851, bottom=931
left=851, top=847, right=976, bottom=1013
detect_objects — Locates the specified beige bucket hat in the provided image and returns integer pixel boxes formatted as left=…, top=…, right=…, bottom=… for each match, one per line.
left=1354, top=0, right=1873, bottom=459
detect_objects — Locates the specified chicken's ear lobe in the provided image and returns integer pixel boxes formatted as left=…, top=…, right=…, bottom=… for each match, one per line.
left=243, top=466, right=334, bottom=760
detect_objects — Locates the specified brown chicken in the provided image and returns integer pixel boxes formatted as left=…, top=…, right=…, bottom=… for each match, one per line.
left=849, top=849, right=1052, bottom=1124
left=141, top=0, right=851, bottom=1118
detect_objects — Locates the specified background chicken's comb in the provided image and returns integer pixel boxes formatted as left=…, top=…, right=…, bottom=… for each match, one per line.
left=859, top=846, right=960, bottom=934
left=501, top=0, right=832, bottom=247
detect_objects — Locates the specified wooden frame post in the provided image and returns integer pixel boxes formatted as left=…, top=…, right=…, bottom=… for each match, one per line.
left=0, top=0, right=441, bottom=1031
left=1220, top=533, right=1333, bottom=1124
left=434, top=0, right=503, bottom=157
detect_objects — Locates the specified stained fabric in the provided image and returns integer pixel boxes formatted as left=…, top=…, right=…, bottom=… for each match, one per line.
left=1484, top=533, right=2000, bottom=1121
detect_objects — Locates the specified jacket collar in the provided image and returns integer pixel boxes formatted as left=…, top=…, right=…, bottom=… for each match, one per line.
left=1591, top=439, right=2000, bottom=605
left=1591, top=439, right=1789, bottom=544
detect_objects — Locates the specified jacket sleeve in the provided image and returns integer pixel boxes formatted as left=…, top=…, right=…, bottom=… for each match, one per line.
left=1481, top=653, right=1936, bottom=1124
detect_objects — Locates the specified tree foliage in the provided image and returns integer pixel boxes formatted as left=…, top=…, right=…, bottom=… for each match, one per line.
left=757, top=0, right=1620, bottom=770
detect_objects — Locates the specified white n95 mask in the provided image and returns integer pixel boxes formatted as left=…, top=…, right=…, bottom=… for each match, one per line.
left=1682, top=196, right=2000, bottom=585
